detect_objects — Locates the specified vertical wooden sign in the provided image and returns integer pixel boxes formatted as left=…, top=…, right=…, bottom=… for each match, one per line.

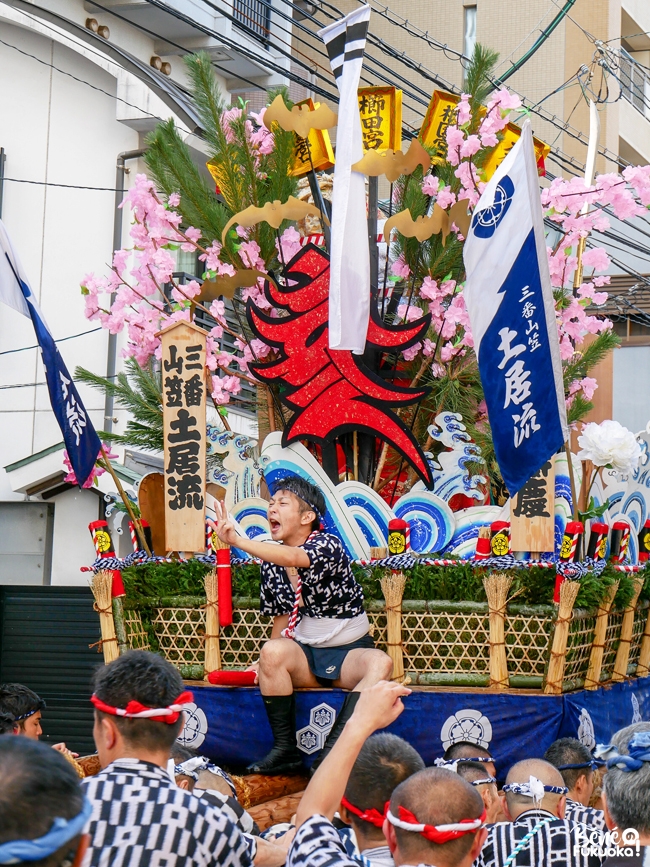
left=510, top=457, right=555, bottom=554
left=159, top=321, right=206, bottom=553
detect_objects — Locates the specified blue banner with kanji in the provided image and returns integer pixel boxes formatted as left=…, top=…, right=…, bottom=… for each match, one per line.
left=463, top=124, right=568, bottom=495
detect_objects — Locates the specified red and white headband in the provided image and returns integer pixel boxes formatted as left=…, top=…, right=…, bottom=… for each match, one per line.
left=90, top=690, right=194, bottom=725
left=341, top=796, right=388, bottom=828
left=386, top=805, right=486, bottom=844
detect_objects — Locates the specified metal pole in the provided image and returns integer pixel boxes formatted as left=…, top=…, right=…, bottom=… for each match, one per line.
left=104, top=149, right=145, bottom=434
left=0, top=148, right=6, bottom=219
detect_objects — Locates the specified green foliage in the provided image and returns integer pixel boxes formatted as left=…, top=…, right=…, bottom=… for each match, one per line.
left=120, top=558, right=633, bottom=618
left=146, top=118, right=232, bottom=255
left=75, top=359, right=163, bottom=452
left=146, top=52, right=298, bottom=269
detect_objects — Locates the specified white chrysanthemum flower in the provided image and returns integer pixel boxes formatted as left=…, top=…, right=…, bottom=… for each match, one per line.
left=577, top=420, right=642, bottom=476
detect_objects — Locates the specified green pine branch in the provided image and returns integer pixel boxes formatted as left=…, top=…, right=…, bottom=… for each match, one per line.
left=75, top=359, right=164, bottom=453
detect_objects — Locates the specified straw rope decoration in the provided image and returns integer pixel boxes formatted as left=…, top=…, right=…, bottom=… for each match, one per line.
left=585, top=581, right=619, bottom=689
left=544, top=578, right=581, bottom=695
left=89, top=570, right=119, bottom=663
left=380, top=570, right=407, bottom=683
left=483, top=572, right=513, bottom=690
left=203, top=567, right=221, bottom=676
left=613, top=576, right=644, bottom=682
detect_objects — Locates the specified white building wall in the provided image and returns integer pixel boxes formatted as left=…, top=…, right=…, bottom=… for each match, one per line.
left=0, top=3, right=271, bottom=583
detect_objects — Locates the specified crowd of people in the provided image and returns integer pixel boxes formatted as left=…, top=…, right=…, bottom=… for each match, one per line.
left=0, top=650, right=648, bottom=867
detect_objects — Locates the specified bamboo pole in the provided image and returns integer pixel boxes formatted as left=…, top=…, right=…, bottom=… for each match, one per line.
left=637, top=602, right=650, bottom=678
left=613, top=576, right=644, bottom=682
left=483, top=573, right=512, bottom=690
left=585, top=581, right=619, bottom=689
left=99, top=445, right=151, bottom=556
left=112, top=597, right=129, bottom=655
left=380, top=570, right=407, bottom=682
left=544, top=579, right=580, bottom=695
left=203, top=567, right=221, bottom=677
left=89, top=570, right=119, bottom=663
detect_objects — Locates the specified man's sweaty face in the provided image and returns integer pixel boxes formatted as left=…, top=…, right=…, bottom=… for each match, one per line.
left=267, top=491, right=303, bottom=541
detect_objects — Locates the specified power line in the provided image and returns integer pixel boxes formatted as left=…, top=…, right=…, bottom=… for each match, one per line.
left=0, top=327, right=103, bottom=356
left=0, top=33, right=164, bottom=122
left=4, top=177, right=124, bottom=192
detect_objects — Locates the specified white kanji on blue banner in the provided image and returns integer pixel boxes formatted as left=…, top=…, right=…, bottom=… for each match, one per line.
left=0, top=220, right=101, bottom=486
left=463, top=122, right=568, bottom=495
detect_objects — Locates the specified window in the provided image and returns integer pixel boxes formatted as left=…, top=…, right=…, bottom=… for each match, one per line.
left=0, top=503, right=53, bottom=585
left=233, top=0, right=271, bottom=45
left=464, top=5, right=477, bottom=61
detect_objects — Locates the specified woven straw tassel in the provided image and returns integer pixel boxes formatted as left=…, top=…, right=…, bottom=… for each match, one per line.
left=585, top=581, right=619, bottom=689
left=544, top=579, right=580, bottom=695
left=204, top=568, right=221, bottom=677
left=637, top=601, right=650, bottom=678
left=613, top=576, right=644, bottom=682
left=380, top=570, right=407, bottom=682
left=483, top=573, right=512, bottom=690
left=90, top=571, right=119, bottom=664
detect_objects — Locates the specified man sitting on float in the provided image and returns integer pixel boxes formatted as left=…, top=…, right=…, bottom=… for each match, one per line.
left=210, top=475, right=393, bottom=775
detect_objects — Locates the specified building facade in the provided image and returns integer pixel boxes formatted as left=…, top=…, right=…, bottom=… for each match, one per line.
left=0, top=0, right=289, bottom=583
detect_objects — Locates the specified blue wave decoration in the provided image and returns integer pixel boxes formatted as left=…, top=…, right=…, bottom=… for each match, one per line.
left=393, top=491, right=455, bottom=554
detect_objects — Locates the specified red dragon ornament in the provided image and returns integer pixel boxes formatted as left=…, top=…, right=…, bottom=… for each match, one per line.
left=246, top=244, right=434, bottom=486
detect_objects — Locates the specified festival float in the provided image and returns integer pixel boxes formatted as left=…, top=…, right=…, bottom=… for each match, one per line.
left=73, top=34, right=650, bottom=777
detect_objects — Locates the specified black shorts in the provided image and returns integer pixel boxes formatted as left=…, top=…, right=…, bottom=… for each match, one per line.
left=296, top=634, right=375, bottom=687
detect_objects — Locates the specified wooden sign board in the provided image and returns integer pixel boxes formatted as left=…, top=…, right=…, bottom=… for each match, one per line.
left=159, top=321, right=207, bottom=553
left=510, top=458, right=555, bottom=554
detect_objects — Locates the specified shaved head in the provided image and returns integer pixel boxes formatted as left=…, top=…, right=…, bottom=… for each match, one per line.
left=390, top=768, right=484, bottom=867
left=505, top=759, right=566, bottom=818
left=443, top=742, right=496, bottom=778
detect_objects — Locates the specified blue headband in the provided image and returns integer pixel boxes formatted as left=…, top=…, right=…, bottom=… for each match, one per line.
left=470, top=776, right=497, bottom=787
left=596, top=731, right=650, bottom=772
left=0, top=798, right=92, bottom=864
left=556, top=760, right=602, bottom=772
left=13, top=706, right=44, bottom=723
left=502, top=777, right=568, bottom=803
left=271, top=478, right=323, bottom=518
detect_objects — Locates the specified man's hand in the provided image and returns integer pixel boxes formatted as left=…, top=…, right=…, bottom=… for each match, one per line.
left=295, top=681, right=410, bottom=829
left=247, top=660, right=260, bottom=685
left=350, top=681, right=411, bottom=736
left=52, top=743, right=79, bottom=758
left=207, top=500, right=239, bottom=547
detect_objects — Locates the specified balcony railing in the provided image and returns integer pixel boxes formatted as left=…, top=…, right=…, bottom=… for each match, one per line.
left=233, top=0, right=270, bottom=44
left=619, top=47, right=650, bottom=119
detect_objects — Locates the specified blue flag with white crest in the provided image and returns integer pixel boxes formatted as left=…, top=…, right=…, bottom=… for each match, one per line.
left=0, top=220, right=101, bottom=486
left=463, top=122, right=568, bottom=495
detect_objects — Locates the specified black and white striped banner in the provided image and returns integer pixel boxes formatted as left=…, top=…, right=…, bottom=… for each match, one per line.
left=319, top=5, right=371, bottom=355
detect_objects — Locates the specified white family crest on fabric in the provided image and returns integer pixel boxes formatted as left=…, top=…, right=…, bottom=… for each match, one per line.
left=0, top=220, right=101, bottom=486
left=319, top=5, right=371, bottom=354
left=462, top=122, right=568, bottom=496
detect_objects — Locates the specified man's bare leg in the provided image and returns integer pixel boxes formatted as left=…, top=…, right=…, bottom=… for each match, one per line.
left=309, top=648, right=393, bottom=774
left=258, top=637, right=321, bottom=695
left=247, top=638, right=320, bottom=775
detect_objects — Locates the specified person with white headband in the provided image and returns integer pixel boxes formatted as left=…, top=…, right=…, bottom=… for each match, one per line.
left=287, top=680, right=488, bottom=867
left=476, top=758, right=600, bottom=867
left=453, top=763, right=504, bottom=826
left=0, top=737, right=91, bottom=867
left=596, top=721, right=650, bottom=866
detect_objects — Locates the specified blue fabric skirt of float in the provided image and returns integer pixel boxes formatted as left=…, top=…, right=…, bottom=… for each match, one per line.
left=185, top=677, right=650, bottom=772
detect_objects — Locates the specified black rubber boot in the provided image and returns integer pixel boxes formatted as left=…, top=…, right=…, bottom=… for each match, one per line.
left=246, top=694, right=304, bottom=775
left=310, top=691, right=360, bottom=775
